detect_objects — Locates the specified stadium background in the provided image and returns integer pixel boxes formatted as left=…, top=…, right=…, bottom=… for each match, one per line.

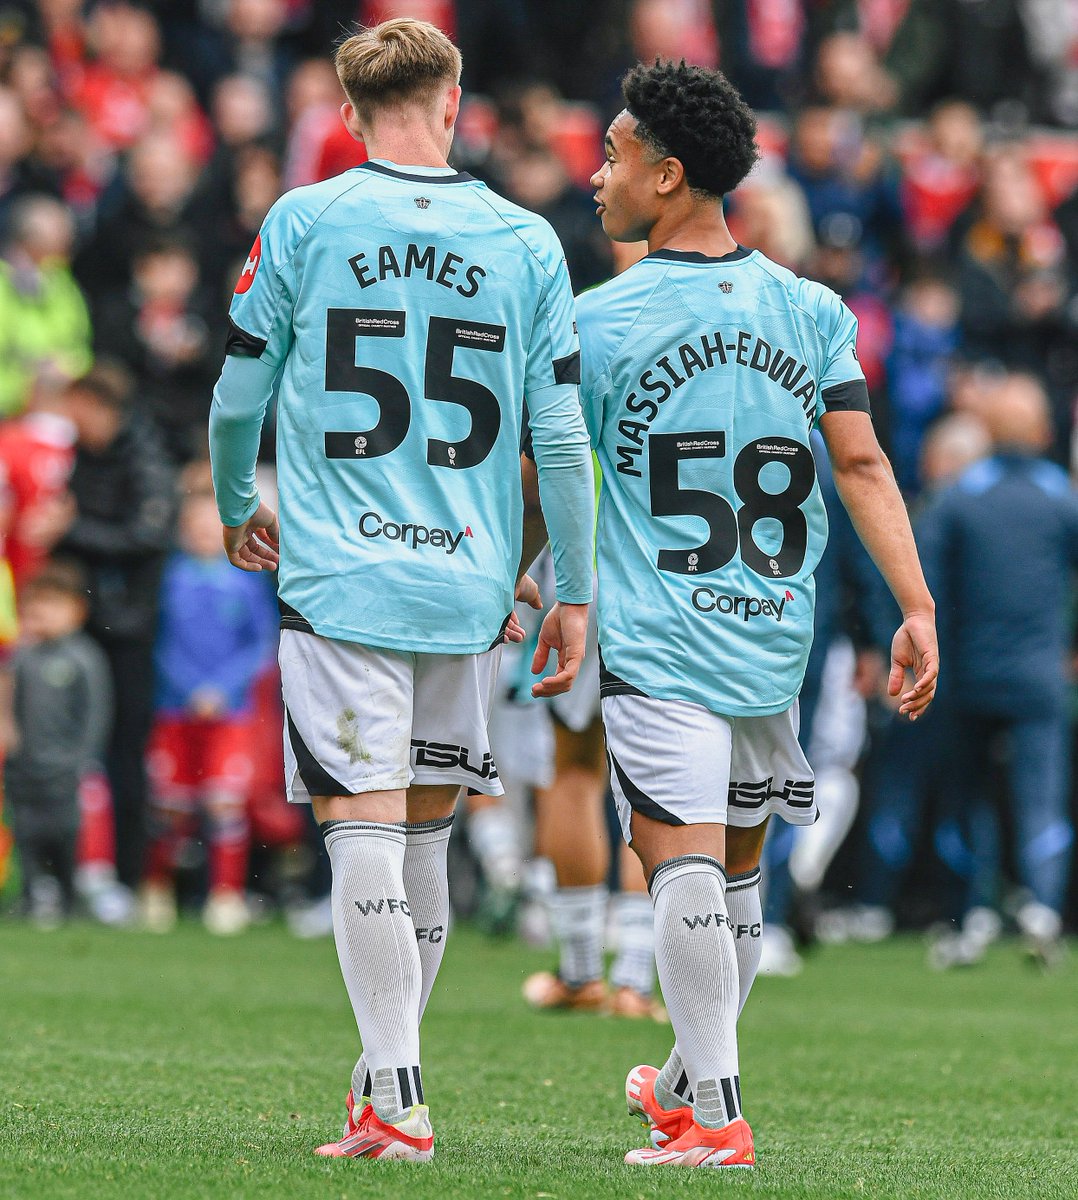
left=1, top=0, right=1076, bottom=936
left=1, top=3, right=1076, bottom=1196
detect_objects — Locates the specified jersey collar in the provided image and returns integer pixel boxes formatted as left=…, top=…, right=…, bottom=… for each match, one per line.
left=358, top=159, right=474, bottom=184
left=644, top=246, right=754, bottom=264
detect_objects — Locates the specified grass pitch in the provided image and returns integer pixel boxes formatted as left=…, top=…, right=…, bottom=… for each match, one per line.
left=1, top=921, right=1073, bottom=1200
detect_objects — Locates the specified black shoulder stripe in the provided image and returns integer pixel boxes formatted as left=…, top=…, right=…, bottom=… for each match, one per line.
left=553, top=350, right=581, bottom=385
left=822, top=378, right=871, bottom=415
left=225, top=317, right=268, bottom=359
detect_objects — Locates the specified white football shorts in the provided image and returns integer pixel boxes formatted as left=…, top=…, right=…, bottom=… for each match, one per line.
left=602, top=692, right=816, bottom=843
left=279, top=629, right=504, bottom=802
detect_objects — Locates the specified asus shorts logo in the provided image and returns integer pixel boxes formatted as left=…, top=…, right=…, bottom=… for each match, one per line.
left=411, top=739, right=499, bottom=781
left=359, top=510, right=473, bottom=554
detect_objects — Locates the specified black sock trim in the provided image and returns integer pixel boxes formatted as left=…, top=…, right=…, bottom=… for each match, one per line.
left=648, top=854, right=726, bottom=895
left=720, top=1076, right=739, bottom=1122
left=362, top=1069, right=372, bottom=1098
left=397, top=1066, right=413, bottom=1109
left=403, top=815, right=455, bottom=833
left=727, top=866, right=762, bottom=892
left=412, top=1065, right=424, bottom=1105
left=319, top=819, right=406, bottom=840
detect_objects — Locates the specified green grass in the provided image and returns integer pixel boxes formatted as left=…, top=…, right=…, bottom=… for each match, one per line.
left=0, top=922, right=1073, bottom=1200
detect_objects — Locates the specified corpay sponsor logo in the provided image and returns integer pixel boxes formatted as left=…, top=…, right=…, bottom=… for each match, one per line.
left=359, top=510, right=473, bottom=554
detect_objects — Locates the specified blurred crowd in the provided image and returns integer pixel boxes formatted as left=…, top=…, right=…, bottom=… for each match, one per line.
left=0, top=1, right=1076, bottom=963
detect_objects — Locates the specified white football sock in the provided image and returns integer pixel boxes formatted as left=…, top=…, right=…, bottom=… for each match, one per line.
left=404, top=816, right=454, bottom=1016
left=351, top=815, right=455, bottom=1108
left=608, top=891, right=656, bottom=996
left=651, top=855, right=742, bottom=1130
left=467, top=803, right=522, bottom=890
left=549, top=884, right=607, bottom=986
left=323, top=821, right=422, bottom=1125
left=726, top=866, right=763, bottom=1015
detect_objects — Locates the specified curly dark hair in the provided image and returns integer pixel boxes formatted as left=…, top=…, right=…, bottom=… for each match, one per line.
left=622, top=60, right=759, bottom=199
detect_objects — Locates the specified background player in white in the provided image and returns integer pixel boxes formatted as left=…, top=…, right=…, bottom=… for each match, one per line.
left=208, top=19, right=594, bottom=1162
left=578, top=61, right=939, bottom=1168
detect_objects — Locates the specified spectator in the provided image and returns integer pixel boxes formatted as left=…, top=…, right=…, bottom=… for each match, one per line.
left=92, top=237, right=217, bottom=464
left=898, top=101, right=984, bottom=253
left=919, top=374, right=1077, bottom=966
left=142, top=484, right=278, bottom=936
left=0, top=194, right=92, bottom=416
left=844, top=412, right=992, bottom=941
left=953, top=147, right=1073, bottom=448
left=57, top=362, right=177, bottom=894
left=71, top=2, right=162, bottom=153
left=786, top=106, right=907, bottom=278
left=886, top=270, right=961, bottom=494
left=0, top=366, right=77, bottom=590
left=503, top=148, right=612, bottom=291
left=2, top=558, right=111, bottom=926
left=75, top=131, right=212, bottom=303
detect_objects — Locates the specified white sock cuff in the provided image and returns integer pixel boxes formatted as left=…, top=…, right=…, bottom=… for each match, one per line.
left=649, top=854, right=726, bottom=898
left=321, top=820, right=406, bottom=852
left=404, top=815, right=455, bottom=846
left=727, top=866, right=761, bottom=893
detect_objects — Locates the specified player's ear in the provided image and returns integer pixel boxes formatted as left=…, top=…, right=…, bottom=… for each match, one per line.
left=340, top=102, right=364, bottom=143
left=443, top=84, right=462, bottom=132
left=656, top=156, right=685, bottom=196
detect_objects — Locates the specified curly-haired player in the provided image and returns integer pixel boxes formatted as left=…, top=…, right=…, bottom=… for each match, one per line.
left=579, top=61, right=938, bottom=1167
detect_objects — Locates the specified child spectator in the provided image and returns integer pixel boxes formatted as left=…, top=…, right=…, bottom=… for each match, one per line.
left=3, top=559, right=111, bottom=927
left=141, top=483, right=278, bottom=935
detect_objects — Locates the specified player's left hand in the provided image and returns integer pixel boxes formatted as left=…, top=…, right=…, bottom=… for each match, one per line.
left=889, top=611, right=939, bottom=721
left=531, top=602, right=589, bottom=697
left=223, top=501, right=279, bottom=572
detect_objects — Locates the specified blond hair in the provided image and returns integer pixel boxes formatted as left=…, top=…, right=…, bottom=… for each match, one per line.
left=335, top=18, right=461, bottom=118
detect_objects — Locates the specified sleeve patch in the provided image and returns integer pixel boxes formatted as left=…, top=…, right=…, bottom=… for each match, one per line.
left=822, top=379, right=871, bottom=415
left=225, top=317, right=268, bottom=359
left=553, top=351, right=581, bottom=385
left=234, top=233, right=261, bottom=294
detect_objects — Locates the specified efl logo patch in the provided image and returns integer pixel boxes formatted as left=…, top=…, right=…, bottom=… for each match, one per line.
left=414, top=196, right=431, bottom=209
left=719, top=280, right=733, bottom=294
left=234, top=233, right=261, bottom=294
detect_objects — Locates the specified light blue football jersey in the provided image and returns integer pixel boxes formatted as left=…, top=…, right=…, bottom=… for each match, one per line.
left=577, top=247, right=868, bottom=717
left=224, top=160, right=583, bottom=654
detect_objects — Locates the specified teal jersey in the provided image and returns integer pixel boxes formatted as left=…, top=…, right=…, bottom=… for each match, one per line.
left=224, top=160, right=584, bottom=654
left=577, top=247, right=868, bottom=717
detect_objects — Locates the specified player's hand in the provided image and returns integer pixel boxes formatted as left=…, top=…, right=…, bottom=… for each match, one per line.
left=222, top=501, right=279, bottom=572
left=888, top=611, right=939, bottom=721
left=531, top=602, right=589, bottom=697
left=503, top=573, right=544, bottom=644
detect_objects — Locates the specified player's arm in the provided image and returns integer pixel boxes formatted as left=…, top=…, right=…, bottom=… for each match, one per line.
left=524, top=248, right=595, bottom=697
left=209, top=201, right=296, bottom=572
left=820, top=409, right=938, bottom=720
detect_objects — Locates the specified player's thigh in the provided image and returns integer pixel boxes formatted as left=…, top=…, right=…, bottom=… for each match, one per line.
left=602, top=692, right=733, bottom=876
left=410, top=646, right=504, bottom=798
left=552, top=711, right=607, bottom=777
left=279, top=629, right=414, bottom=806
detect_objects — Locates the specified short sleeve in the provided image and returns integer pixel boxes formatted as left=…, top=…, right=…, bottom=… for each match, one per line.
left=818, top=293, right=870, bottom=418
left=226, top=198, right=296, bottom=369
left=525, top=232, right=581, bottom=396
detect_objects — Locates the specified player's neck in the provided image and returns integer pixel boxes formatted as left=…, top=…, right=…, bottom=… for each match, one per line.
left=646, top=199, right=738, bottom=259
left=364, top=128, right=451, bottom=171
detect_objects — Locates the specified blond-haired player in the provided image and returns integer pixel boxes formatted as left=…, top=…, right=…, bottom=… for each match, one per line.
left=209, top=19, right=595, bottom=1161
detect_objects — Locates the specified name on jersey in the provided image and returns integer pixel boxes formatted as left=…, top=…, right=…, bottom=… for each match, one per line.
left=614, top=331, right=818, bottom=477
left=359, top=510, right=473, bottom=554
left=349, top=243, right=486, bottom=298
left=691, top=588, right=792, bottom=621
